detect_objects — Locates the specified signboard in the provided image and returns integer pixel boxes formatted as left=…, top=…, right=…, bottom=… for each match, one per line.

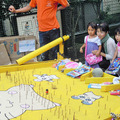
left=17, top=14, right=39, bottom=39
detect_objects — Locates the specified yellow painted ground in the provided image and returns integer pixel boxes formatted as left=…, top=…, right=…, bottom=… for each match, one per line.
left=0, top=61, right=120, bottom=120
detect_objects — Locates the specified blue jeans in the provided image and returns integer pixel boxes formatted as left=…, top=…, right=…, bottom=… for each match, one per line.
left=38, top=28, right=60, bottom=61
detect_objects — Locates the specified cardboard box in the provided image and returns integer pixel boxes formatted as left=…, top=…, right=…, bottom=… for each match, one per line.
left=0, top=43, right=11, bottom=65
left=0, top=35, right=38, bottom=63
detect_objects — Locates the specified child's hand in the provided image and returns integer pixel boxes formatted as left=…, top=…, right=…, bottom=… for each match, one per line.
left=111, top=60, right=114, bottom=64
left=95, top=51, right=100, bottom=57
left=80, top=48, right=83, bottom=53
left=92, top=50, right=97, bottom=55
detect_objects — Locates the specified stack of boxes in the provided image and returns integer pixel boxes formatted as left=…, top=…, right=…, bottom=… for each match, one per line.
left=0, top=35, right=38, bottom=65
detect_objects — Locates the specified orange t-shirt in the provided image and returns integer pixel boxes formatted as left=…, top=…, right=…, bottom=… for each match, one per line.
left=29, top=0, right=69, bottom=32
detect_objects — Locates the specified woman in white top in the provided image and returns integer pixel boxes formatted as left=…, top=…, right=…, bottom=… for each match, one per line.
left=92, top=22, right=116, bottom=71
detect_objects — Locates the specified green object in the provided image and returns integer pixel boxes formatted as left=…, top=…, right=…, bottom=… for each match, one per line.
left=101, top=34, right=110, bottom=54
left=92, top=68, right=103, bottom=77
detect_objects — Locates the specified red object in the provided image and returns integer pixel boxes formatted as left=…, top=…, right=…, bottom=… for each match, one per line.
left=14, top=44, right=17, bottom=52
left=110, top=91, right=120, bottom=95
left=52, top=63, right=57, bottom=68
left=46, top=89, right=48, bottom=94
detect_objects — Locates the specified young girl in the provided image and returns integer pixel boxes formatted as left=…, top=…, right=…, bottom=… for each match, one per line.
left=80, top=22, right=102, bottom=68
left=111, top=27, right=120, bottom=63
left=92, top=22, right=116, bottom=71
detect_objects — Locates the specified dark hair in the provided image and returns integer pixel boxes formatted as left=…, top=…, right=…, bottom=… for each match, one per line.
left=87, top=22, right=97, bottom=30
left=97, top=22, right=109, bottom=33
left=115, top=27, right=120, bottom=35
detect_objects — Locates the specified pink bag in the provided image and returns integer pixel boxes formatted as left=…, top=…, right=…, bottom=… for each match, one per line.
left=65, top=61, right=78, bottom=69
left=85, top=36, right=102, bottom=65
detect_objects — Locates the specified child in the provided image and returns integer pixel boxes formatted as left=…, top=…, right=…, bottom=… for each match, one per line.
left=80, top=22, right=102, bottom=68
left=111, top=27, right=120, bottom=63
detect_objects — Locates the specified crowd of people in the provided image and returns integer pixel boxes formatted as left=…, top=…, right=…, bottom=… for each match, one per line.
left=80, top=22, right=120, bottom=72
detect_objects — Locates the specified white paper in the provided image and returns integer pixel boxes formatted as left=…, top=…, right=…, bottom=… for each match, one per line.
left=19, top=39, right=35, bottom=52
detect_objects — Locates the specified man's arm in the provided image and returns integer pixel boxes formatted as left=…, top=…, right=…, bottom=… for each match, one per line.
left=9, top=5, right=32, bottom=13
left=57, top=3, right=70, bottom=11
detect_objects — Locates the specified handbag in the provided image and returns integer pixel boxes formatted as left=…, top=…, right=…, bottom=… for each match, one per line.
left=85, top=36, right=102, bottom=65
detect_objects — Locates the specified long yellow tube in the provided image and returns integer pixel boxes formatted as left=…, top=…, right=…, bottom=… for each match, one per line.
left=16, top=35, right=70, bottom=65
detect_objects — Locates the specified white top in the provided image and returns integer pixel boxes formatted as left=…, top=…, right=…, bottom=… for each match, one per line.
left=84, top=35, right=101, bottom=46
left=106, top=37, right=116, bottom=60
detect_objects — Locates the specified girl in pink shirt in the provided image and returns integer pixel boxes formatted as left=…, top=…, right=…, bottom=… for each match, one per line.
left=111, top=27, right=120, bottom=63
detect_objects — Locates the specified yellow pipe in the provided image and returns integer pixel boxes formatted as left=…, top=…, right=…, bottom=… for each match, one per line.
left=16, top=35, right=70, bottom=65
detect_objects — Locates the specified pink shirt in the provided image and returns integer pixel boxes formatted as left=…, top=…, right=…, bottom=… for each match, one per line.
left=117, top=42, right=120, bottom=57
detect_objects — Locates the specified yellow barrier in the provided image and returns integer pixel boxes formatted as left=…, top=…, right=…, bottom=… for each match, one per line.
left=16, top=35, right=70, bottom=65
left=101, top=83, right=120, bottom=92
left=81, top=70, right=115, bottom=83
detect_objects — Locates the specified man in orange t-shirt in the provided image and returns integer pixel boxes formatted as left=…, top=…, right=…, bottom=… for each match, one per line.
left=9, top=0, right=70, bottom=61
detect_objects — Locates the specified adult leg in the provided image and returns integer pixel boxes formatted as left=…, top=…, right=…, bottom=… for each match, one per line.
left=38, top=31, right=49, bottom=61
left=49, top=29, right=60, bottom=60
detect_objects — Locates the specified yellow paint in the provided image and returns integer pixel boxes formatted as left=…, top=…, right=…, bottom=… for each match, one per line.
left=16, top=35, right=69, bottom=65
left=0, top=61, right=120, bottom=120
left=101, top=84, right=120, bottom=92
left=80, top=70, right=115, bottom=84
left=63, top=68, right=76, bottom=75
left=57, top=42, right=64, bottom=60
